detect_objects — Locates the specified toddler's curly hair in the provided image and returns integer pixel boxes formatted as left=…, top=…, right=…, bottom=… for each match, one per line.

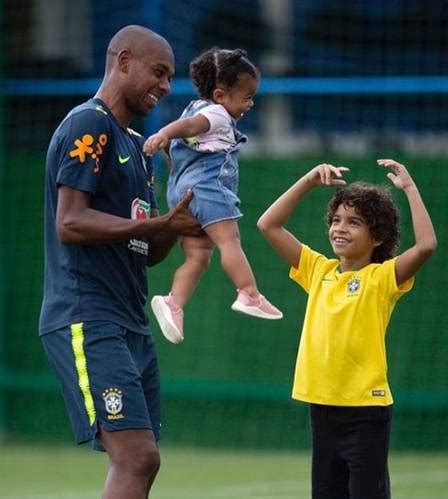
left=326, top=182, right=400, bottom=263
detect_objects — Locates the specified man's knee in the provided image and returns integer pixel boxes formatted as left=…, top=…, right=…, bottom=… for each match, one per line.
left=141, top=442, right=161, bottom=475
left=124, top=440, right=160, bottom=476
left=102, top=429, right=161, bottom=476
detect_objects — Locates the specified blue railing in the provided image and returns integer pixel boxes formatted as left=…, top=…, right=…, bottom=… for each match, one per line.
left=4, top=76, right=448, bottom=96
left=5, top=75, right=447, bottom=142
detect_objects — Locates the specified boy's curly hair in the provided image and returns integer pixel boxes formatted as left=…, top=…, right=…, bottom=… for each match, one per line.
left=189, top=47, right=259, bottom=99
left=326, top=182, right=400, bottom=263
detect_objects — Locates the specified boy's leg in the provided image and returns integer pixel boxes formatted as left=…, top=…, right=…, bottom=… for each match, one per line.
left=343, top=406, right=392, bottom=499
left=310, top=405, right=350, bottom=499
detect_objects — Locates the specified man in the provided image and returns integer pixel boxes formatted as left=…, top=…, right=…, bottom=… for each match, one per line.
left=39, top=25, right=200, bottom=498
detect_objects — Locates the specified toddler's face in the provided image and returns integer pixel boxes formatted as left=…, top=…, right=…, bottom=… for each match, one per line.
left=221, top=73, right=259, bottom=119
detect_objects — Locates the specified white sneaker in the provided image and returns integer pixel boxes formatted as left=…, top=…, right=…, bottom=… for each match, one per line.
left=151, top=294, right=184, bottom=344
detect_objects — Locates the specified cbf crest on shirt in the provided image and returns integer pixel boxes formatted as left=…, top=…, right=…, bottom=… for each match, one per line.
left=347, top=276, right=361, bottom=294
left=288, top=245, right=414, bottom=407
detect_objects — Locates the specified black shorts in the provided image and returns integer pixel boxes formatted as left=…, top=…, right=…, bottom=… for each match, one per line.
left=310, top=404, right=393, bottom=499
left=41, top=321, right=161, bottom=449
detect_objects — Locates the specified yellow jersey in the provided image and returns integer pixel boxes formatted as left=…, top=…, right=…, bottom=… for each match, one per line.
left=289, top=245, right=414, bottom=406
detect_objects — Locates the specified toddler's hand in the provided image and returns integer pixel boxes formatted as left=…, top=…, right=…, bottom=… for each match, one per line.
left=143, top=133, right=169, bottom=156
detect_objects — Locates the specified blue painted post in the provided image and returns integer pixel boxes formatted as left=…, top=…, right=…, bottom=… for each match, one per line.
left=0, top=1, right=5, bottom=436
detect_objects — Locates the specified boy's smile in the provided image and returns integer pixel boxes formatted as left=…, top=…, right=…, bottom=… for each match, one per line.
left=329, top=203, right=381, bottom=270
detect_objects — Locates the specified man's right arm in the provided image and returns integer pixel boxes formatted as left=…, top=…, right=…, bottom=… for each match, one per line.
left=56, top=186, right=201, bottom=245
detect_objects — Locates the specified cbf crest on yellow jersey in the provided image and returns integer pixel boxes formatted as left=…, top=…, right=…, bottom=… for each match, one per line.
left=289, top=245, right=414, bottom=406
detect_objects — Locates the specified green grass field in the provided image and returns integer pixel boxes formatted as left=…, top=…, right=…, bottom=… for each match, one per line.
left=0, top=444, right=447, bottom=498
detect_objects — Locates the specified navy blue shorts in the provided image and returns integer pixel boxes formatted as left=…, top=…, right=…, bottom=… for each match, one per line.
left=41, top=321, right=161, bottom=449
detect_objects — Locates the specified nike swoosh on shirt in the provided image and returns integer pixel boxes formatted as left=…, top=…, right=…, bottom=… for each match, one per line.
left=118, top=155, right=130, bottom=164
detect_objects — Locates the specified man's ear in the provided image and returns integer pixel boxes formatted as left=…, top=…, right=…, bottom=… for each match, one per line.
left=212, top=87, right=226, bottom=104
left=117, top=49, right=131, bottom=73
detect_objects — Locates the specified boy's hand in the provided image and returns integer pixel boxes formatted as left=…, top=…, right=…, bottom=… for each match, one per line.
left=143, top=132, right=170, bottom=156
left=306, top=164, right=349, bottom=187
left=377, top=159, right=415, bottom=191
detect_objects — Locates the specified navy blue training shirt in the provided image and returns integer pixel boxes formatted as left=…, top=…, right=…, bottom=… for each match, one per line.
left=39, top=98, right=158, bottom=335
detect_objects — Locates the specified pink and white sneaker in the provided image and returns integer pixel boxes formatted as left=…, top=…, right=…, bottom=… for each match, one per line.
left=231, top=290, right=283, bottom=320
left=151, top=294, right=184, bottom=344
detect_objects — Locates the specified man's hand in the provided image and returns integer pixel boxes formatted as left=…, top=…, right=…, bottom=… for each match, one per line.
left=166, top=190, right=204, bottom=237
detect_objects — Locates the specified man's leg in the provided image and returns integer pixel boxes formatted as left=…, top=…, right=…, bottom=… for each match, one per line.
left=100, top=427, right=160, bottom=499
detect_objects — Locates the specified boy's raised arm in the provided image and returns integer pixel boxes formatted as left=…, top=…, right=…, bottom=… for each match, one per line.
left=377, top=159, right=437, bottom=285
left=257, top=164, right=348, bottom=267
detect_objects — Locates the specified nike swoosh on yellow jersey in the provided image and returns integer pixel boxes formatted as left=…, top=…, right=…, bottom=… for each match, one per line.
left=118, top=155, right=131, bottom=164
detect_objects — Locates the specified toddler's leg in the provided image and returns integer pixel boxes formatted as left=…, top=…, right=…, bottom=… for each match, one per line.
left=205, top=220, right=282, bottom=320
left=172, top=235, right=215, bottom=307
left=151, top=235, right=214, bottom=344
left=205, top=219, right=257, bottom=295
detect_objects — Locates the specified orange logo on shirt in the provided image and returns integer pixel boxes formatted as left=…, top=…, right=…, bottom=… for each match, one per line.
left=69, top=133, right=108, bottom=173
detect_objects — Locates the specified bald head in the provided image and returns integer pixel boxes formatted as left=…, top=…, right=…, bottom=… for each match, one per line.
left=105, top=25, right=173, bottom=73
left=96, top=25, right=175, bottom=125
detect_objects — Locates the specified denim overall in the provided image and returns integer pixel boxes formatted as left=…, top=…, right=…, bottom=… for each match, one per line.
left=167, top=100, right=248, bottom=228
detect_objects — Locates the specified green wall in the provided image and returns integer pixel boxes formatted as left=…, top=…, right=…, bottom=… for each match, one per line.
left=1, top=153, right=447, bottom=450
